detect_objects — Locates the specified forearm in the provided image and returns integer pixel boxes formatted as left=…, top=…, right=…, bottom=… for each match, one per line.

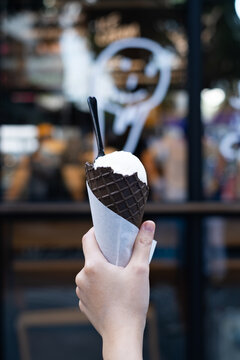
left=102, top=326, right=144, bottom=360
left=76, top=223, right=155, bottom=360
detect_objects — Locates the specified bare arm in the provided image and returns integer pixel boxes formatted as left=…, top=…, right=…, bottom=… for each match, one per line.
left=75, top=221, right=155, bottom=360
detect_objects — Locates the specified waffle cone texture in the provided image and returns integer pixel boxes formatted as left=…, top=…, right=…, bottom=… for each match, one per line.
left=85, top=162, right=149, bottom=228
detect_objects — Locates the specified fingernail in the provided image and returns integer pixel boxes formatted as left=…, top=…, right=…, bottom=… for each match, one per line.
left=142, top=221, right=155, bottom=234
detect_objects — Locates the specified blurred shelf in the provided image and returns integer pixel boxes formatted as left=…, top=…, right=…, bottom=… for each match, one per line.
left=13, top=259, right=177, bottom=286
left=146, top=202, right=240, bottom=215
left=1, top=202, right=240, bottom=216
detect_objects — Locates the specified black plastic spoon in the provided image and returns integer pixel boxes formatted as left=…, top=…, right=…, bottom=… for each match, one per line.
left=87, top=96, right=105, bottom=158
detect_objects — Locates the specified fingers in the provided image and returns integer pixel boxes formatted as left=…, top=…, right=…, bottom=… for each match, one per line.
left=76, top=286, right=87, bottom=313
left=75, top=270, right=83, bottom=288
left=128, top=221, right=155, bottom=268
left=82, top=227, right=106, bottom=264
left=76, top=285, right=81, bottom=299
left=78, top=299, right=86, bottom=313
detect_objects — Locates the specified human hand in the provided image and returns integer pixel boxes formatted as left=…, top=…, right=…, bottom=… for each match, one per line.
left=75, top=221, right=155, bottom=360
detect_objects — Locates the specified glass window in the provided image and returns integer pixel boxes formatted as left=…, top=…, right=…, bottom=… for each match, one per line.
left=0, top=0, right=188, bottom=202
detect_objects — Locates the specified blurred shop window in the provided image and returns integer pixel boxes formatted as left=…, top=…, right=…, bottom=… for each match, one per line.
left=0, top=0, right=188, bottom=202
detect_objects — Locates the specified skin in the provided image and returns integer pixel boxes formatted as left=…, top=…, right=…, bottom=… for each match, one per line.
left=75, top=220, right=155, bottom=360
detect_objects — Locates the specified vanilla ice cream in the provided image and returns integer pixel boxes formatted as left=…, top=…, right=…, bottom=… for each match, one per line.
left=93, top=151, right=147, bottom=184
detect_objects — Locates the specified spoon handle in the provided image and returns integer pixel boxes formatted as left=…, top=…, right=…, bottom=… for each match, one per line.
left=87, top=96, right=105, bottom=158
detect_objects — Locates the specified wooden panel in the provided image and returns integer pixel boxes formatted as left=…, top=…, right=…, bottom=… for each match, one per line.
left=13, top=259, right=178, bottom=286
left=12, top=220, right=92, bottom=249
left=13, top=260, right=85, bottom=272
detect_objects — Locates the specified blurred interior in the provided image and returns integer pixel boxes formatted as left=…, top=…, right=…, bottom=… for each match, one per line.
left=1, top=0, right=240, bottom=359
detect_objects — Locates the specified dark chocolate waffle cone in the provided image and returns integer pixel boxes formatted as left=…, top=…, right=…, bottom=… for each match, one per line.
left=85, top=162, right=149, bottom=228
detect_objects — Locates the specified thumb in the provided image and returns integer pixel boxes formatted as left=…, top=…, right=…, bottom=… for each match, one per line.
left=128, top=221, right=155, bottom=267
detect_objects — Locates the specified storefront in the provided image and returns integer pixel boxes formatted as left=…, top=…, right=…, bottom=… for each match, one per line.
left=1, top=1, right=240, bottom=359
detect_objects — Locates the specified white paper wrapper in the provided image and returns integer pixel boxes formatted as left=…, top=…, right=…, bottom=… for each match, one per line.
left=87, top=183, right=156, bottom=267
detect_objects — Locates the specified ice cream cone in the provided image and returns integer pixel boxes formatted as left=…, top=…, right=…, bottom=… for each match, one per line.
left=85, top=97, right=155, bottom=265
left=85, top=162, right=149, bottom=228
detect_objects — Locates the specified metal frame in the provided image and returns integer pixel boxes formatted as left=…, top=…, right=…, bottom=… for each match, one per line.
left=187, top=1, right=204, bottom=360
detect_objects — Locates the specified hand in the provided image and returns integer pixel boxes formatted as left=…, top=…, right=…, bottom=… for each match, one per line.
left=75, top=221, right=155, bottom=360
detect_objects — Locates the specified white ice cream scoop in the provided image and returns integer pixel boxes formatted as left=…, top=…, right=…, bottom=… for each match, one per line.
left=94, top=150, right=147, bottom=185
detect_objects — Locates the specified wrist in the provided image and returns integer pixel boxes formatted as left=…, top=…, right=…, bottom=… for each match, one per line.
left=102, top=322, right=145, bottom=360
